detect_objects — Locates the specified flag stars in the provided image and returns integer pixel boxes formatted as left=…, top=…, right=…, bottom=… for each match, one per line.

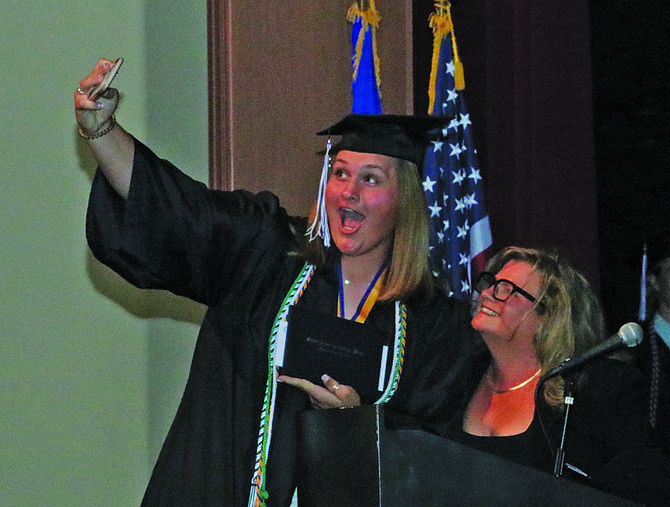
left=457, top=220, right=470, bottom=239
left=422, top=39, right=490, bottom=302
left=422, top=176, right=436, bottom=193
left=468, top=167, right=482, bottom=184
left=449, top=143, right=463, bottom=159
left=428, top=202, right=443, bottom=217
left=464, top=193, right=478, bottom=209
left=446, top=89, right=458, bottom=103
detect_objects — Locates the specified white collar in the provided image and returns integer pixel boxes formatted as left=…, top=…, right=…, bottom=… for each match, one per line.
left=652, top=314, right=670, bottom=349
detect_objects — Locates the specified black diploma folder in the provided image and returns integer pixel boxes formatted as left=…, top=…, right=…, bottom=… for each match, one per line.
left=280, top=305, right=391, bottom=403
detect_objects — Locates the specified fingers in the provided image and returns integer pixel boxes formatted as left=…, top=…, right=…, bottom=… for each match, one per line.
left=75, top=86, right=118, bottom=112
left=278, top=374, right=361, bottom=409
left=278, top=376, right=335, bottom=409
left=278, top=375, right=317, bottom=393
left=76, top=59, right=115, bottom=104
left=75, top=59, right=120, bottom=135
left=320, top=374, right=342, bottom=394
left=318, top=374, right=361, bottom=408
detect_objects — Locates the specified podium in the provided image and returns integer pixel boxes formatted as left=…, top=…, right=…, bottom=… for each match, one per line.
left=296, top=405, right=641, bottom=507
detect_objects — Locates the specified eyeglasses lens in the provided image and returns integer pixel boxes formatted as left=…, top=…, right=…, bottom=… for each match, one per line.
left=477, top=274, right=494, bottom=293
left=494, top=281, right=513, bottom=300
left=477, top=273, right=513, bottom=302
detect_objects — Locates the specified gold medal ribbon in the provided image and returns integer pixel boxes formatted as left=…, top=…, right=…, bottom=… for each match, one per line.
left=337, top=259, right=387, bottom=322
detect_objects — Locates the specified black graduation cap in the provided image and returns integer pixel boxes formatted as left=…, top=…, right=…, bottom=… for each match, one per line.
left=317, top=113, right=450, bottom=167
left=307, top=113, right=451, bottom=247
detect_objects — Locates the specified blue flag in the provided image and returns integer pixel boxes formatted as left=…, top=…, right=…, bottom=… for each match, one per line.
left=348, top=1, right=382, bottom=114
left=423, top=3, right=492, bottom=298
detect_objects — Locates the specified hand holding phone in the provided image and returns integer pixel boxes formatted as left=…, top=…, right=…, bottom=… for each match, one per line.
left=88, top=58, right=124, bottom=100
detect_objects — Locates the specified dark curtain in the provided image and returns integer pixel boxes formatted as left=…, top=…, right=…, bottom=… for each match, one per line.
left=590, top=0, right=670, bottom=331
left=414, top=0, right=670, bottom=332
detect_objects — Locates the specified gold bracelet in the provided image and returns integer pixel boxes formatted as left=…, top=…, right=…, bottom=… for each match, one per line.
left=77, top=114, right=117, bottom=140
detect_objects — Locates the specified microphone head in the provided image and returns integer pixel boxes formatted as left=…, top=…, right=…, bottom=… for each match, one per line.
left=618, top=322, right=643, bottom=347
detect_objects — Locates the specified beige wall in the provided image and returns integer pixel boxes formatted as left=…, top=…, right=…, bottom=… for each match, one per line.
left=0, top=0, right=207, bottom=504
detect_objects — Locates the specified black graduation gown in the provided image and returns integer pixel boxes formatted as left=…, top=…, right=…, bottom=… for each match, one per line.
left=86, top=139, right=477, bottom=506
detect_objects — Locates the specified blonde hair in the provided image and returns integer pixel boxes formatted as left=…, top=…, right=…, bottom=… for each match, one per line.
left=485, top=247, right=606, bottom=407
left=301, top=156, right=433, bottom=301
left=381, top=158, right=433, bottom=301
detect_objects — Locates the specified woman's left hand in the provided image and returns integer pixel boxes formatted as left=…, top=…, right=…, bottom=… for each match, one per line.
left=278, top=374, right=361, bottom=409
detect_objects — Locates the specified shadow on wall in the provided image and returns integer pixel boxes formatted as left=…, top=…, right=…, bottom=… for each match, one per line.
left=75, top=128, right=207, bottom=326
left=86, top=251, right=206, bottom=325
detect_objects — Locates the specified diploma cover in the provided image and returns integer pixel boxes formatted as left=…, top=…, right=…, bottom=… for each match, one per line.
left=280, top=305, right=391, bottom=403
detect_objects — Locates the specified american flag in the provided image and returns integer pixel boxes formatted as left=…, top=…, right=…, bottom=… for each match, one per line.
left=423, top=2, right=492, bottom=299
left=347, top=0, right=382, bottom=114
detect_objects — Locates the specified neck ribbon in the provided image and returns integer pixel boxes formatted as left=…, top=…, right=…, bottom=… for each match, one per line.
left=248, top=262, right=406, bottom=507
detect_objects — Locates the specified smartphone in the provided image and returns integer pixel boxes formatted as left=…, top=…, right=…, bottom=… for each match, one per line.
left=88, top=58, right=124, bottom=100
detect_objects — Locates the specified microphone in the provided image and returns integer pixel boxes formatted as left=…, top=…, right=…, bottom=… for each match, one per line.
left=540, top=322, right=643, bottom=382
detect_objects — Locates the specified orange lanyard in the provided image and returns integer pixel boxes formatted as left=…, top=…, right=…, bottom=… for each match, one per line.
left=337, top=260, right=386, bottom=322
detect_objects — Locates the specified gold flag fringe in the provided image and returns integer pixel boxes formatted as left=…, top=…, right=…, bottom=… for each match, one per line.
left=428, top=1, right=465, bottom=114
left=347, top=0, right=382, bottom=97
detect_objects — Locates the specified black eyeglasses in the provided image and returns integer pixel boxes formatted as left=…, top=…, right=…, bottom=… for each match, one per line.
left=475, top=272, right=537, bottom=304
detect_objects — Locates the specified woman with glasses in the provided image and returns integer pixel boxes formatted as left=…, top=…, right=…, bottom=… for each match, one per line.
left=443, top=246, right=669, bottom=505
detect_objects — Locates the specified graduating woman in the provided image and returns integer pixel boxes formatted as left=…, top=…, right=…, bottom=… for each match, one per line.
left=75, top=59, right=476, bottom=506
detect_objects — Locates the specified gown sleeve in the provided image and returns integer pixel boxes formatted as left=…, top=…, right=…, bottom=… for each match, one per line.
left=86, top=138, right=300, bottom=306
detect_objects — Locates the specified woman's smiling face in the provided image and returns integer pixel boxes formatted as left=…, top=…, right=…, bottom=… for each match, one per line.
left=472, top=260, right=545, bottom=348
left=325, top=150, right=399, bottom=262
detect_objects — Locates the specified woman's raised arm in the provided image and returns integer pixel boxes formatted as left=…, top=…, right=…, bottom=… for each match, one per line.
left=74, top=58, right=134, bottom=199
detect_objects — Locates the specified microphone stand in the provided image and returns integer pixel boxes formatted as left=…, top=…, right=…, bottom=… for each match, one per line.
left=553, top=375, right=577, bottom=476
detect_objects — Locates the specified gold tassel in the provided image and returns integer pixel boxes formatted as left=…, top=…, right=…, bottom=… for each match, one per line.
left=428, top=1, right=465, bottom=113
left=347, top=0, right=382, bottom=94
left=451, top=21, right=465, bottom=91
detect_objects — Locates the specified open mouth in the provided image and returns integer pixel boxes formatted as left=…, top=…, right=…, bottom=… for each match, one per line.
left=339, top=208, right=365, bottom=229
